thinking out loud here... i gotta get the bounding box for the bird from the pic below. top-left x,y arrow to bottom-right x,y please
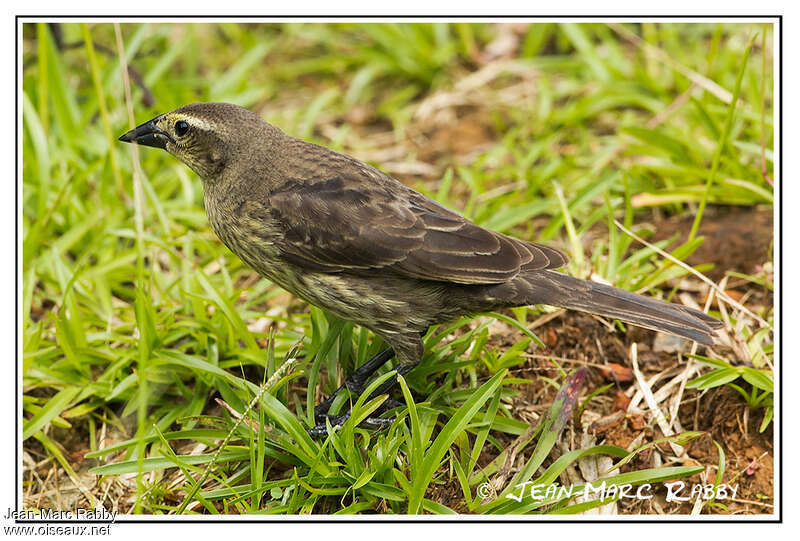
119,102 -> 722,434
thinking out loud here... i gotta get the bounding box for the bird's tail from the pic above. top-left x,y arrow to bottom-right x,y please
515,270 -> 723,345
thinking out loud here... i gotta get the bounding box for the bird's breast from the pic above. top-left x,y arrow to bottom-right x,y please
204,192 -> 285,274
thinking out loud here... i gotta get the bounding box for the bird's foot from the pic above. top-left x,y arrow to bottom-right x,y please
306,343 -> 420,437
307,399 -> 404,437
312,347 -> 395,422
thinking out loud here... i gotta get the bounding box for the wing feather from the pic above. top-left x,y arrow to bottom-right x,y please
262,169 -> 567,284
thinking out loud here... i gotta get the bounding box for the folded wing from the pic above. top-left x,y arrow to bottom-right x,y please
264,171 -> 567,284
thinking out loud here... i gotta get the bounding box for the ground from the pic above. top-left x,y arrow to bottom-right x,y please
21,22 -> 775,516
422,204 -> 774,515
22,204 -> 774,515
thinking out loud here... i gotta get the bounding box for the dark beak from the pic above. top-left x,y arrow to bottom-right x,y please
118,115 -> 171,149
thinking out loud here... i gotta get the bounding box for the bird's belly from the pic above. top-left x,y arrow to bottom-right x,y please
206,220 -> 386,326
258,266 -> 452,338
276,271 -> 415,330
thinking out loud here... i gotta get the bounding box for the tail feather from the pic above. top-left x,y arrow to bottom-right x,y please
517,270 -> 723,345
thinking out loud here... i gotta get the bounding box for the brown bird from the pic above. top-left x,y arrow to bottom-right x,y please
119,102 -> 722,434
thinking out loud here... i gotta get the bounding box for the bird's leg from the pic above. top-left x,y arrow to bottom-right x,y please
307,331 -> 426,437
313,346 -> 395,422
306,364 -> 416,438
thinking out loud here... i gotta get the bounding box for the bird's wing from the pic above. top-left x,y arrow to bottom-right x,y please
265,173 -> 567,284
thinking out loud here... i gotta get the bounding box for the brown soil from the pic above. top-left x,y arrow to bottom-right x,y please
652,205 -> 773,282
452,203 -> 775,515
539,312 -> 774,515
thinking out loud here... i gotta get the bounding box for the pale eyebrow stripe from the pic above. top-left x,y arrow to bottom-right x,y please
168,113 -> 213,132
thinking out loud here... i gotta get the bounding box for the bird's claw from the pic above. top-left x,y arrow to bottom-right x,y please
307,411 -> 397,438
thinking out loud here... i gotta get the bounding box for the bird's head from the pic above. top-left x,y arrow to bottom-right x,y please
119,102 -> 272,181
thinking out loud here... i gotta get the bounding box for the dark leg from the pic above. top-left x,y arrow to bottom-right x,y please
313,347 -> 395,422
307,363 -> 417,437
307,330 -> 427,437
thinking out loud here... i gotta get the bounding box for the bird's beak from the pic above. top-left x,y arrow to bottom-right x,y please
118,115 -> 171,149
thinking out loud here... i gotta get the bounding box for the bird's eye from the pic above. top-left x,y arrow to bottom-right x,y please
175,120 -> 190,137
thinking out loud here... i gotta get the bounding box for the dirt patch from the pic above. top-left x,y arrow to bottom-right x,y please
684,387 -> 774,512
465,202 -> 775,515
485,307 -> 775,515
416,106 -> 497,165
652,205 -> 773,282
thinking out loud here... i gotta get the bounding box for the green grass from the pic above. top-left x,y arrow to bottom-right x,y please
21,21 -> 774,515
